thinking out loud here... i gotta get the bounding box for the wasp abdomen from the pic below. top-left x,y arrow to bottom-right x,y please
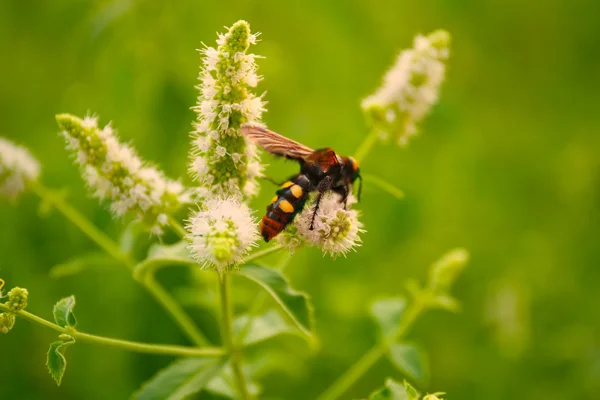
261,175 -> 312,242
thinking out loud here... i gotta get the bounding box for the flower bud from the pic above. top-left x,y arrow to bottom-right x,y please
7,287 -> 28,312
0,313 -> 16,333
0,137 -> 41,200
57,114 -> 191,235
427,248 -> 469,293
190,20 -> 265,200
187,198 -> 259,271
362,30 -> 451,146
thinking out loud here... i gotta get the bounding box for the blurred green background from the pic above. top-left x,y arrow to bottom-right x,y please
1,0 -> 599,399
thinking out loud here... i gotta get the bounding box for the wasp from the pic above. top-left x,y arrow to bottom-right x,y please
241,123 -> 362,242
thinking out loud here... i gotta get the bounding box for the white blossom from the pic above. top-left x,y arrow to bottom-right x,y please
189,20 -> 266,200
279,193 -> 364,257
0,137 -> 41,200
57,114 -> 191,235
187,198 -> 259,271
362,30 -> 450,146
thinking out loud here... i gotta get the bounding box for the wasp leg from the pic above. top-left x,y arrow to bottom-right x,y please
332,185 -> 349,210
309,176 -> 333,230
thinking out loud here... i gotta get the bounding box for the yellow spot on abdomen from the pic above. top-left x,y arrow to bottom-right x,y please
270,195 -> 278,204
290,184 -> 303,198
281,181 -> 293,188
278,199 -> 294,213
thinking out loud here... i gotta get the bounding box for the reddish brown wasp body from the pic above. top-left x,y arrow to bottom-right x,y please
241,123 -> 361,242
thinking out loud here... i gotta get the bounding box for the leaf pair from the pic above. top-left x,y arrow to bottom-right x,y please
367,378 -> 419,400
47,296 -> 78,386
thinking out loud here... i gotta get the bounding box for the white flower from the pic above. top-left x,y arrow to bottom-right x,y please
0,137 -> 41,200
187,198 -> 259,271
362,30 -> 450,146
189,20 -> 266,200
292,193 -> 363,257
57,113 -> 190,235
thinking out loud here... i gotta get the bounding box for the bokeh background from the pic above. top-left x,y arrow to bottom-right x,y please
1,0 -> 599,399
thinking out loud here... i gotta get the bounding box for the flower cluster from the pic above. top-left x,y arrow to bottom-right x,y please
0,285 -> 29,334
277,193 -> 363,257
189,20 -> 265,199
0,137 -> 41,200
187,198 -> 258,272
57,114 -> 191,235
362,30 -> 450,146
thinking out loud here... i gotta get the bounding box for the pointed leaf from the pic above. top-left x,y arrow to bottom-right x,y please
46,337 -> 75,386
367,378 -> 413,400
133,358 -> 225,400
49,253 -> 120,279
133,241 -> 195,280
370,297 -> 407,337
239,264 -> 314,338
234,309 -> 304,347
404,380 -> 420,400
206,365 -> 261,398
120,220 -> 151,255
388,343 -> 429,384
53,296 -> 77,328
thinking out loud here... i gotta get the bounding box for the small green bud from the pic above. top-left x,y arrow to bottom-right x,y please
0,313 -> 16,333
7,287 -> 29,312
427,248 -> 469,294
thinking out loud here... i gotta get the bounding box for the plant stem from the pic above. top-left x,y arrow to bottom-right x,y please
242,244 -> 284,264
32,182 -> 208,346
354,130 -> 379,163
32,183 -> 128,266
168,215 -> 188,238
219,273 -> 250,400
317,296 -> 428,400
0,303 -> 223,358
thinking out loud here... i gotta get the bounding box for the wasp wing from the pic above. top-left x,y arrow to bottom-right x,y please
241,123 -> 315,161
306,148 -> 340,173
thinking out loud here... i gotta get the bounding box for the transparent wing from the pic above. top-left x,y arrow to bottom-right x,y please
241,123 -> 315,160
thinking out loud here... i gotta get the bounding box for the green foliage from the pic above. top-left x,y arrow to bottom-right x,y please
367,378 -> 419,400
46,336 -> 75,386
53,296 -> 77,329
49,252 -> 120,279
133,241 -> 195,280
371,297 -> 407,337
133,358 -> 225,400
239,264 -> 314,339
388,343 -> 428,384
233,309 -> 304,346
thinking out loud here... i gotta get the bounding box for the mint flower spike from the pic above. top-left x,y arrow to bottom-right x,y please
190,20 -> 266,200
279,193 -> 364,257
0,137 -> 41,200
362,29 -> 450,146
7,287 -> 28,312
187,198 -> 259,272
57,114 -> 192,235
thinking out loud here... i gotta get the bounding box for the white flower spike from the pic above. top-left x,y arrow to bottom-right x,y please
187,198 -> 259,272
57,114 -> 191,235
190,20 -> 265,200
0,137 -> 41,200
362,30 -> 450,146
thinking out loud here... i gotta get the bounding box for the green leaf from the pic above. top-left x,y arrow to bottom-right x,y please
234,309 -> 304,346
49,252 -> 120,279
119,220 -> 150,255
206,365 -> 261,398
133,241 -> 195,280
367,378 -> 416,400
362,173 -> 405,200
46,337 -> 75,386
133,358 -> 224,400
429,294 -> 461,312
404,380 -> 420,400
387,343 -> 429,384
239,264 -> 314,339
370,297 -> 407,337
53,296 -> 77,328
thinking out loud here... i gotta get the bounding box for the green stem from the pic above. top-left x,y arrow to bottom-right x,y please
219,273 -> 250,400
33,182 -> 208,346
32,183 -> 128,266
242,244 -> 284,264
354,130 -> 379,163
361,173 -> 405,200
317,296 -> 428,400
168,215 -> 188,239
0,303 -> 223,358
